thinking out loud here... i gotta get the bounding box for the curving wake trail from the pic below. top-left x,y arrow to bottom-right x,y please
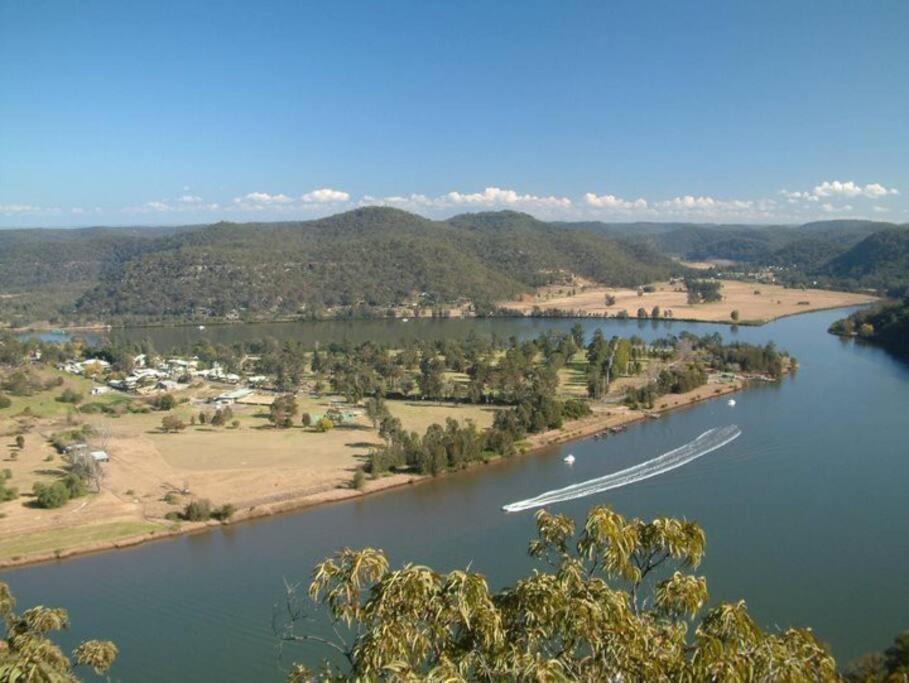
502,425 -> 742,512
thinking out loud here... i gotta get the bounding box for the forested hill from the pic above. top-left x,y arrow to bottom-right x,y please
820,228 -> 909,292
71,208 -> 679,321
0,225 -> 195,291
611,220 -> 893,266
3,211 -> 907,325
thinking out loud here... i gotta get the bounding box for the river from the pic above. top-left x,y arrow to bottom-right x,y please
3,308 -> 908,680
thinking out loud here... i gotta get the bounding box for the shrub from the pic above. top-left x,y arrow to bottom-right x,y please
315,417 -> 334,432
161,415 -> 186,433
15,435 -> 25,449
183,499 -> 212,521
56,388 -> 83,404
300,412 -> 312,427
33,481 -> 70,508
0,394 -> 11,409
155,393 -> 177,411
352,469 -> 366,491
62,473 -> 87,498
0,470 -> 16,502
211,503 -> 236,521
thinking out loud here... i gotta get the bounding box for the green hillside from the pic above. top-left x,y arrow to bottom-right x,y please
821,228 -> 909,294
72,208 -> 679,322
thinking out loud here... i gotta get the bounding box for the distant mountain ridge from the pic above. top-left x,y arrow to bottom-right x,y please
69,208 -> 681,322
1,211 -> 906,324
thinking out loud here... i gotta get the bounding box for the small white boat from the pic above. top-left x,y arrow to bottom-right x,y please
727,399 -> 736,407
401,317 -> 409,323
198,325 -> 206,330
563,454 -> 576,464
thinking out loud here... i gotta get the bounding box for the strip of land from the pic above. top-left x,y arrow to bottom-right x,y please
0,367 -> 750,569
499,278 -> 877,324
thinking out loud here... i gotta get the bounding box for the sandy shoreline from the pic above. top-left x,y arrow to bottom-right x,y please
0,377 -> 748,571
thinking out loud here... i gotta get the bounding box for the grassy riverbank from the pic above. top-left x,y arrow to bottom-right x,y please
0,373 -> 750,569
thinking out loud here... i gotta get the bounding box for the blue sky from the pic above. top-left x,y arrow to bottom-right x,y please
1,0 -> 907,227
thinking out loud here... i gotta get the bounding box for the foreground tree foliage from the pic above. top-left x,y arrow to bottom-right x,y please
0,582 -> 117,681
278,506 -> 837,681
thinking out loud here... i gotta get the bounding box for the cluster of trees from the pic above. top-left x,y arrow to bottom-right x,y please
1,368 -> 63,397
679,331 -> 791,378
685,278 -> 723,304
621,333 -> 790,409
277,505 -> 841,681
175,498 -> 235,522
624,364 -> 708,409
369,384 -> 591,479
368,416 -> 486,476
32,473 -> 87,509
254,329 -> 586,405
830,298 -> 909,358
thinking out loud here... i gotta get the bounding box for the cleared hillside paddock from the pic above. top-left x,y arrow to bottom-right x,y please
500,279 -> 877,324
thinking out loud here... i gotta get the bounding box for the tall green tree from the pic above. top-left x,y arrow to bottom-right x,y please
0,582 -> 117,681
277,505 -> 837,681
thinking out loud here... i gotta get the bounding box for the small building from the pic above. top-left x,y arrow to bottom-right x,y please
64,443 -> 88,456
89,450 -> 110,463
214,388 -> 254,404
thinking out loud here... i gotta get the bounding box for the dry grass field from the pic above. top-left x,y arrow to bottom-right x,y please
500,279 -> 877,324
0,377 -> 498,563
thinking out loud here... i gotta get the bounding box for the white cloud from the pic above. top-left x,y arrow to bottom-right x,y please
233,192 -> 294,207
810,180 -> 898,199
583,193 -> 648,211
821,203 -> 854,213
443,186 -> 571,209
360,187 -> 572,214
0,203 -> 41,215
13,177 -> 903,226
301,187 -> 350,203
125,196 -> 219,213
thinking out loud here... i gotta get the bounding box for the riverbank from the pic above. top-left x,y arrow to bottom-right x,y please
0,374 -> 750,570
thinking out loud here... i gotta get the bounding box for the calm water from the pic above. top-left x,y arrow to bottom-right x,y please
3,309 -> 908,680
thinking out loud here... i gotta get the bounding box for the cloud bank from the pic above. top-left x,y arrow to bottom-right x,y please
3,179 -> 902,225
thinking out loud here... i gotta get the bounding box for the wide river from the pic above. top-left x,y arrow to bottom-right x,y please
4,308 -> 908,680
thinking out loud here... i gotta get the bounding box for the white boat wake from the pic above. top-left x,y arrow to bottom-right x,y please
502,425 -> 742,512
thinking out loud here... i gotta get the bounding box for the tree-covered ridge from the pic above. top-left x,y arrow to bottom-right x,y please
0,225 -> 195,292
73,208 -> 680,321
3,212 -> 907,324
830,298 -> 909,357
613,219 -> 909,296
821,228 -> 909,294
